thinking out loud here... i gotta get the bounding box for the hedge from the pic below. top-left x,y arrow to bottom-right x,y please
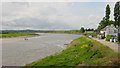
106,35 -> 114,41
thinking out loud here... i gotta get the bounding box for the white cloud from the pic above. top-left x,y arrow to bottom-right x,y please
1,2 -> 116,30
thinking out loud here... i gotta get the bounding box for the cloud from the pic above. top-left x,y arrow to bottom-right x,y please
2,18 -> 74,30
1,2 -> 115,30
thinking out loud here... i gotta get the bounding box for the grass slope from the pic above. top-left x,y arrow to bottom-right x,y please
24,36 -> 119,68
0,33 -> 38,37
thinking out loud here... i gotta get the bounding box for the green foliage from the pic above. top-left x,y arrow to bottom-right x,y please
0,33 -> 38,37
97,17 -> 106,32
80,27 -> 85,33
105,4 -> 110,24
97,20 -> 115,32
83,33 -> 97,37
85,28 -> 94,31
114,1 -> 119,26
2,32 -> 9,34
24,36 -> 118,67
106,35 -> 114,41
109,20 -> 115,25
97,4 -> 112,32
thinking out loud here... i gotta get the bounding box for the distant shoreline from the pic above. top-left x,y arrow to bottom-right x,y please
0,33 -> 39,38
1,35 -> 40,41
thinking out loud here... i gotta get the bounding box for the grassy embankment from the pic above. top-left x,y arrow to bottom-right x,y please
24,36 -> 119,68
0,33 -> 39,38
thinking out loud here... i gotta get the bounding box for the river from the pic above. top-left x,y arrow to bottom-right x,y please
2,33 -> 82,66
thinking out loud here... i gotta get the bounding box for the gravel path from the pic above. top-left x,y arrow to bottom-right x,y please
92,38 -> 119,53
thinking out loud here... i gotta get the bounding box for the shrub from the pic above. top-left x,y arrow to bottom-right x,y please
106,35 -> 114,41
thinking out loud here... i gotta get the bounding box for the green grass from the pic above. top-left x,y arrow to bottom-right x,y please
0,33 -> 39,37
83,33 -> 97,37
24,36 -> 119,68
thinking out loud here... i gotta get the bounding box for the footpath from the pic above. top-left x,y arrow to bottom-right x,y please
92,38 -> 119,53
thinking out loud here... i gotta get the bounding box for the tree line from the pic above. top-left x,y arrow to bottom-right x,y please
80,27 -> 95,33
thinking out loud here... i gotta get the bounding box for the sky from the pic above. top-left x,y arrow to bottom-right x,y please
1,2 -> 116,30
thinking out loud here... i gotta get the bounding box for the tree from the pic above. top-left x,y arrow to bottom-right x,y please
91,28 -> 94,31
97,17 -> 106,32
99,17 -> 106,27
88,28 -> 90,31
105,4 -> 111,25
85,29 -> 87,31
114,1 -> 120,42
80,27 -> 85,33
109,20 -> 115,25
118,15 -> 120,26
97,4 -> 111,32
114,2 -> 119,27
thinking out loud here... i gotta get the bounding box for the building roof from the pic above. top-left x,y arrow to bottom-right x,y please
101,24 -> 116,31
101,25 -> 110,31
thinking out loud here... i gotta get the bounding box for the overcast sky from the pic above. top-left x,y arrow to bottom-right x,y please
1,2 -> 116,30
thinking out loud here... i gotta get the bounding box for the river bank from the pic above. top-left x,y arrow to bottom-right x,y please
24,36 -> 119,67
1,35 -> 40,41
0,33 -> 40,41
0,33 -> 39,38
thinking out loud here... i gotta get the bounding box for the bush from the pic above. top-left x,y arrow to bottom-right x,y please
106,35 -> 114,41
